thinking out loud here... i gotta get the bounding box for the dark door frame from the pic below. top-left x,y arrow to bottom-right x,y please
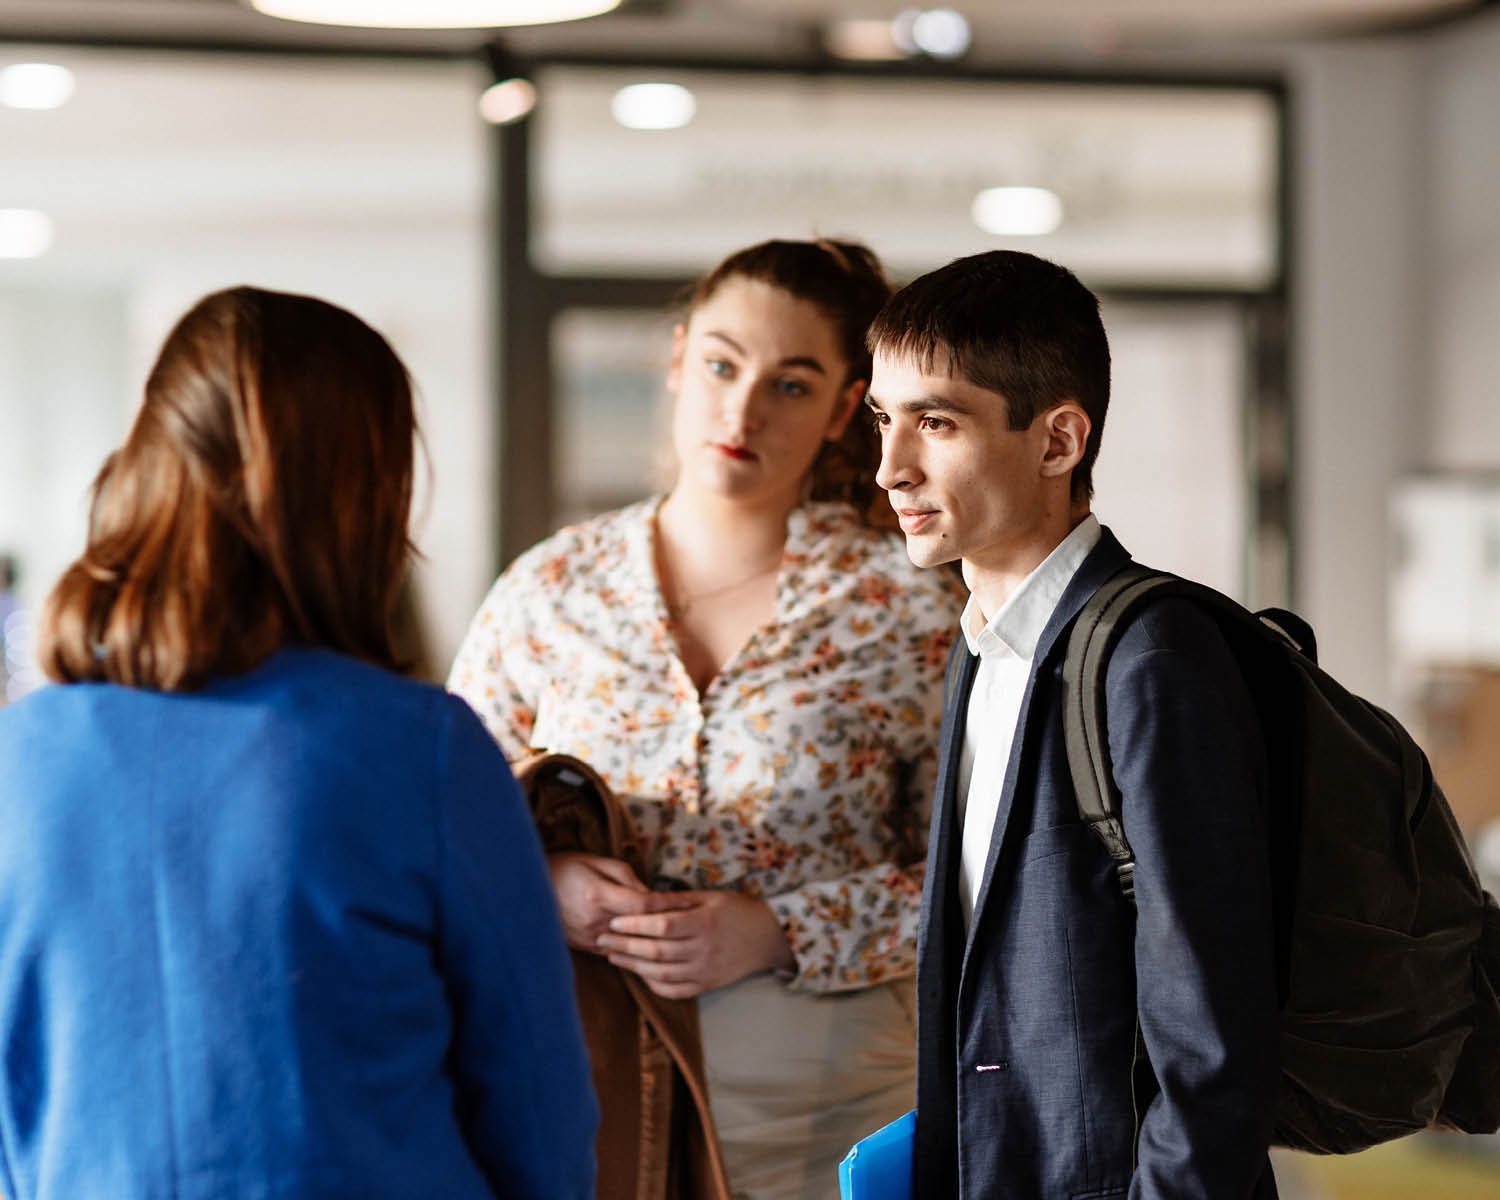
492,55 -> 1294,607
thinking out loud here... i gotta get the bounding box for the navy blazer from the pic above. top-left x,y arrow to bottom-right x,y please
914,530 -> 1281,1199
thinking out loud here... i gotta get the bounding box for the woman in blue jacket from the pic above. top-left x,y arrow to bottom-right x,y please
0,286 -> 598,1199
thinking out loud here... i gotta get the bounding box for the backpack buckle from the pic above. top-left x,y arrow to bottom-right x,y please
1117,860 -> 1136,900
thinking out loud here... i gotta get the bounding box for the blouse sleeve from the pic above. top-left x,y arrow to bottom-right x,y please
434,696 -> 599,1198
764,741 -> 938,994
446,572 -> 538,761
765,573 -> 960,995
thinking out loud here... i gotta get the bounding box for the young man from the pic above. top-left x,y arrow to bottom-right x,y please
865,250 -> 1280,1198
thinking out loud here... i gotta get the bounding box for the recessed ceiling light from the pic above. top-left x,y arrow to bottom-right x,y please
611,83 -> 696,132
0,209 -> 54,259
911,8 -> 972,59
478,77 -> 537,124
893,7 -> 972,59
248,0 -> 621,29
0,63 -> 75,110
971,187 -> 1063,237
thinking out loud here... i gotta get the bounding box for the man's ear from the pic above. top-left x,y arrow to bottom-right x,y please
667,323 -> 687,393
1039,403 -> 1091,480
825,378 -> 867,441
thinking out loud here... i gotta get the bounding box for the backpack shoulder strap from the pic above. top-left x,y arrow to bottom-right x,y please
1062,565 -> 1300,902
1061,565 -> 1181,902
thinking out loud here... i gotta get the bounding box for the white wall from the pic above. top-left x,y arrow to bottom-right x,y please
0,284 -> 130,667
1277,9 -> 1500,707
1285,36 -> 1429,705
1426,12 -> 1500,471
1093,301 -> 1248,600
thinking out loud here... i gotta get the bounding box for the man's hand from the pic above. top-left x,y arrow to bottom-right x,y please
595,890 -> 796,999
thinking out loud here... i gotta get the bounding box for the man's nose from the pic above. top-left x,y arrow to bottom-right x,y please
876,428 -> 920,492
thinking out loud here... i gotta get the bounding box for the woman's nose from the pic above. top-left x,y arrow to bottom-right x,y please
721,378 -> 765,433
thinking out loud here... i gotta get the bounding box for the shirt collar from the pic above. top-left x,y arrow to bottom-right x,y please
960,513 -> 1102,661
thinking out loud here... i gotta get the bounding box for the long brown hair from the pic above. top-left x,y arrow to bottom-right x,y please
685,238 -> 892,521
40,286 -> 417,691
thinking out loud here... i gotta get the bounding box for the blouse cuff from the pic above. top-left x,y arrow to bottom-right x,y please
764,875 -> 919,994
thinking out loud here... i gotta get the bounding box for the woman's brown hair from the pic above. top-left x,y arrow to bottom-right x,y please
685,238 -> 893,521
40,286 -> 417,691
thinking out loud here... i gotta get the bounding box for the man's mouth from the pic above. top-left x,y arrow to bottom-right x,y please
894,508 -> 939,533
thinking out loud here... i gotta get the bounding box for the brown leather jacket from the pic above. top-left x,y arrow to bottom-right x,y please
513,752 -> 731,1200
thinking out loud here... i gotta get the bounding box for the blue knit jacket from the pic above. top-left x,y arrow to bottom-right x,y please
0,647 -> 597,1199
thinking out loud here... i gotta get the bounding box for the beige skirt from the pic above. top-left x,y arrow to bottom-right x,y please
696,972 -> 917,1200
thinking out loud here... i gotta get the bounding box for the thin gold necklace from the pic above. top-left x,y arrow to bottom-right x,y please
665,555 -> 781,621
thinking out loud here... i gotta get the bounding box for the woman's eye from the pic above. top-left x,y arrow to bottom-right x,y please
775,378 -> 809,398
705,358 -> 733,378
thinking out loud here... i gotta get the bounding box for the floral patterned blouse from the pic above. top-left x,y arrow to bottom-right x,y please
448,497 -> 965,993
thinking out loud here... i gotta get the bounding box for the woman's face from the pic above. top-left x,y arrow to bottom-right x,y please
667,275 -> 863,512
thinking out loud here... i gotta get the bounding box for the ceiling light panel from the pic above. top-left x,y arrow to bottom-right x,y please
0,209 -> 54,258
0,63 -> 76,110
249,0 -> 622,29
972,186 -> 1064,236
611,83 -> 696,131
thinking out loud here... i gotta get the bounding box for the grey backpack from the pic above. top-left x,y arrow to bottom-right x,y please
1062,564 -> 1500,1154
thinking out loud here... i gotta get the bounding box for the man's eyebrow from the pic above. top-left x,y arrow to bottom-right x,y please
865,391 -> 974,416
703,331 -> 827,375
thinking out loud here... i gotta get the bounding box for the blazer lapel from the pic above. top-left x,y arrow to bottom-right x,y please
958,528 -> 1132,974
920,640 -> 978,983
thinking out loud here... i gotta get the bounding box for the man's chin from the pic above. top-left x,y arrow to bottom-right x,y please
901,534 -> 955,570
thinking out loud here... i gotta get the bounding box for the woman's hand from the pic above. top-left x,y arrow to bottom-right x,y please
595,890 -> 796,999
547,852 -> 669,953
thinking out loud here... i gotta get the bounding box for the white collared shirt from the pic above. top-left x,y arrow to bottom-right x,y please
956,514 -> 1102,927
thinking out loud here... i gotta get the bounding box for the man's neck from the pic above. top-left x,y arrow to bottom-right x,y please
964,504 -> 1092,625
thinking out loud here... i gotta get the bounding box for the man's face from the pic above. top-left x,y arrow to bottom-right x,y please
868,349 -> 1055,584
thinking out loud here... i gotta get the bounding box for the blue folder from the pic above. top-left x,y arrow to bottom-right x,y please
838,1108 -> 915,1200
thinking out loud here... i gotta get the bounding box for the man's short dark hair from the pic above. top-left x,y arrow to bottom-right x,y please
867,250 -> 1110,500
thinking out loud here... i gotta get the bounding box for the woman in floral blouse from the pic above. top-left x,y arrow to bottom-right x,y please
449,239 -> 964,1197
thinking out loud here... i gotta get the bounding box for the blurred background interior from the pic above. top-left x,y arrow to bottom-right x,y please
0,1 -> 1497,1192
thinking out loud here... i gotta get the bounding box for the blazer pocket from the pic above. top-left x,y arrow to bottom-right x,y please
1017,821 -> 1091,868
1071,1188 -> 1127,1200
